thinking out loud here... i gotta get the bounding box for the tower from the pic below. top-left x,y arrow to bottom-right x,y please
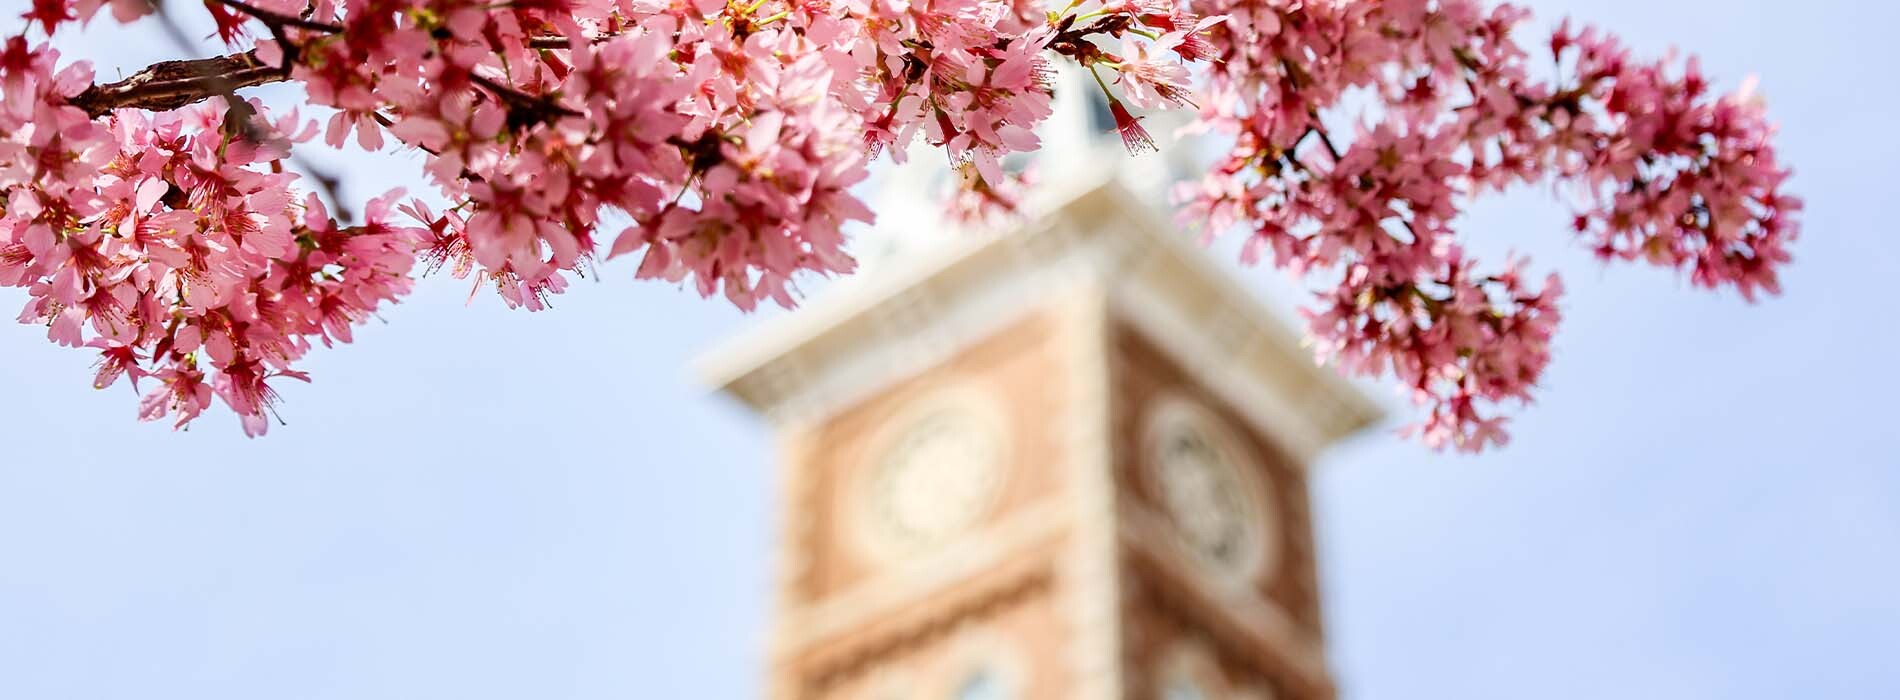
699,166 -> 1383,699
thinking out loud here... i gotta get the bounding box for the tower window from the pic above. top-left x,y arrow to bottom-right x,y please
955,669 -> 1007,700
1163,678 -> 1209,700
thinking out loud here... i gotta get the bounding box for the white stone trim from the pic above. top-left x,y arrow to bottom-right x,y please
694,168 -> 1121,400
767,425 -> 818,699
746,226 -> 1080,430
1058,284 -> 1125,700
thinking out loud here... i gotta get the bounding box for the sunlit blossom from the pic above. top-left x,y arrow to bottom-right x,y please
0,0 -> 1797,447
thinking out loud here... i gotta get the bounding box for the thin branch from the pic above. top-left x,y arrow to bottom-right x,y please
69,51 -> 285,118
527,34 -> 612,49
469,72 -> 582,119
205,0 -> 343,34
68,0 -> 602,119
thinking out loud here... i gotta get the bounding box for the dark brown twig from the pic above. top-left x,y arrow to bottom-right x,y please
527,34 -> 611,49
69,50 -> 284,118
205,0 -> 343,34
68,0 -> 599,119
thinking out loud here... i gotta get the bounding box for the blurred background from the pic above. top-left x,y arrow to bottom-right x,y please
3,0 -> 1898,698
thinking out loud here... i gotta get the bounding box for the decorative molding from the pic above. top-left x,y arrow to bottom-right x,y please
794,552 -> 1055,691
1152,638 -> 1280,700
755,234 -> 1071,430
1120,512 -> 1334,697
777,499 -> 1069,659
1139,392 -> 1280,590
845,380 -> 1015,565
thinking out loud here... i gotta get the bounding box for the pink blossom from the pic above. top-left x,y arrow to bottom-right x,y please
1108,97 -> 1158,154
1115,35 -> 1195,109
0,0 -> 1799,449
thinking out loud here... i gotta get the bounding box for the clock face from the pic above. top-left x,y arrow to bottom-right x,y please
1144,396 -> 1273,582
858,388 -> 1007,557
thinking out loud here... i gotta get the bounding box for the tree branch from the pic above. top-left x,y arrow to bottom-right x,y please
69,50 -> 287,118
527,34 -> 611,49
205,0 -> 344,34
65,0 -> 603,121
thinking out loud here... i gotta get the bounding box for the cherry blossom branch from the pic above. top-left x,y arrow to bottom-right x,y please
468,72 -> 582,120
527,34 -> 613,49
68,50 -> 282,118
203,0 -> 341,34
1,0 -> 1797,446
67,43 -> 587,119
69,0 -> 598,119
67,45 -> 594,120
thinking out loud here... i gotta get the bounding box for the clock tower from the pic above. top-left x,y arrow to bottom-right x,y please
699,169 -> 1382,699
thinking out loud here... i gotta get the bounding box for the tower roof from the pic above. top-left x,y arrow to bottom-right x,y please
697,172 -> 1384,462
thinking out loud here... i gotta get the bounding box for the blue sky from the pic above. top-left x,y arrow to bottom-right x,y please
2,0 -> 1897,698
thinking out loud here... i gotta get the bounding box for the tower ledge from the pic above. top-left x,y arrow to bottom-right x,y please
696,173 -> 1384,463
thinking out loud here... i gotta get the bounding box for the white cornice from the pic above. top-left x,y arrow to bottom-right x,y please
698,173 -> 1383,457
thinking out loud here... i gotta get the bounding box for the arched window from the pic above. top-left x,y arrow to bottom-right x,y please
955,668 -> 1008,700
1163,677 -> 1209,700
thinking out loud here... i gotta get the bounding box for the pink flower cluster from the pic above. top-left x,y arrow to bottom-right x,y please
1174,0 -> 1798,450
2,0 -> 1796,448
0,37 -> 423,435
